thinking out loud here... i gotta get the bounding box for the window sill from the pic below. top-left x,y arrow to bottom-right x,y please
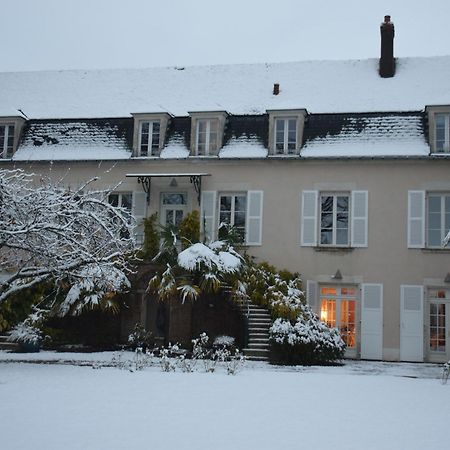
313,246 -> 354,253
421,248 -> 450,254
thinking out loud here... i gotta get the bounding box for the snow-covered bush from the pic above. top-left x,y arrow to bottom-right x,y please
127,323 -> 153,350
7,322 -> 42,345
269,307 -> 346,365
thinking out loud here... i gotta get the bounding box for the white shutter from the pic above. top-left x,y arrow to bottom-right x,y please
351,191 -> 368,247
407,191 -> 425,248
301,191 -> 318,246
201,191 -> 216,243
246,191 -> 263,246
361,284 -> 383,360
132,191 -> 147,245
306,280 -> 318,313
400,285 -> 424,362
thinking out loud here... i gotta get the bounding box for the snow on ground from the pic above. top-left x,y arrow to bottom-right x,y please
0,351 -> 447,450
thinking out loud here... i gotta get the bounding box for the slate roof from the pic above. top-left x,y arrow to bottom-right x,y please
1,56 -> 450,119
15,119 -> 133,161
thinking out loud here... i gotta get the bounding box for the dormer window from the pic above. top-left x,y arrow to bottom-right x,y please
189,111 -> 227,156
435,114 -> 450,152
0,117 -> 25,159
139,120 -> 160,156
275,117 -> 297,153
132,113 -> 170,157
267,109 -> 307,155
0,124 -> 15,158
426,106 -> 450,154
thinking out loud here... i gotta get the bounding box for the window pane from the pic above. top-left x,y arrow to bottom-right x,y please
321,287 -> 337,295
428,211 -> 441,229
336,228 -> 349,245
320,299 -> 336,328
337,196 -> 349,212
340,300 -> 356,348
320,213 -> 333,228
108,194 -> 119,207
235,195 -> 247,212
428,196 -> 441,213
198,120 -> 207,133
175,210 -> 184,226
121,193 -> 132,210
428,229 -> 441,247
163,193 -> 186,205
321,196 -> 333,212
219,212 -> 231,224
276,119 -> 285,132
220,196 -> 232,211
320,230 -> 332,244
288,119 -> 296,132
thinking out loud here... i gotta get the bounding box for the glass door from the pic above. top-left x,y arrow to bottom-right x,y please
320,286 -> 358,357
427,288 -> 450,362
161,193 -> 187,227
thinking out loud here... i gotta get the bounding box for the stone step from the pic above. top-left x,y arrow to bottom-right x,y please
0,341 -> 20,352
248,318 -> 271,325
249,331 -> 270,338
248,342 -> 270,349
243,348 -> 270,360
249,337 -> 269,343
248,327 -> 270,333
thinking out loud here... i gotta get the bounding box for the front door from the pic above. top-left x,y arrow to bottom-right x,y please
161,192 -> 187,227
320,285 -> 358,358
427,288 -> 450,363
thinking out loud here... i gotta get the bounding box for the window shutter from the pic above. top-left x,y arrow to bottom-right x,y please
351,191 -> 368,247
407,191 -> 425,248
400,285 -> 424,362
361,284 -> 383,360
246,191 -> 263,246
301,191 -> 318,246
306,280 -> 318,313
132,191 -> 147,246
201,191 -> 216,243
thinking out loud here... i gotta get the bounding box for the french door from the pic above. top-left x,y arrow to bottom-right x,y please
320,285 -> 358,357
427,288 -> 450,362
161,193 -> 187,227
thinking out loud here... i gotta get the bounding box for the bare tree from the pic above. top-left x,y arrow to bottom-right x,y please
0,169 -> 135,314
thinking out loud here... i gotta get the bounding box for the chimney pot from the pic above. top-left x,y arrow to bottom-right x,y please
379,15 -> 395,78
273,83 -> 280,95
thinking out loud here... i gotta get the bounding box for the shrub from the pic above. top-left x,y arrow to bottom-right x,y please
269,309 -> 346,365
178,210 -> 200,249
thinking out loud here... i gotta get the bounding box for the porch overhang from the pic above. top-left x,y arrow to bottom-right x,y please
125,173 -> 211,205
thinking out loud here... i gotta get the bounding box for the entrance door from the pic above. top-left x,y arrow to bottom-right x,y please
320,286 -> 358,357
427,288 -> 450,363
161,193 -> 187,227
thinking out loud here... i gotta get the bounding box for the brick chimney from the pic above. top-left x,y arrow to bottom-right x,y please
379,15 -> 395,78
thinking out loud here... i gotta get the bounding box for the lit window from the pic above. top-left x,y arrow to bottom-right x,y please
275,118 -> 297,154
428,289 -> 449,353
196,119 -> 219,155
435,114 -> 450,153
320,194 -> 350,246
320,285 -> 357,348
427,194 -> 450,247
139,121 -> 161,156
219,193 -> 247,241
0,124 -> 15,159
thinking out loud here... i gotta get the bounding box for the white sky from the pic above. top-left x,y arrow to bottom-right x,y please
1,0 -> 450,72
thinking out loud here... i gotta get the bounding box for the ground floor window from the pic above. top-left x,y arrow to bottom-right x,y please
108,192 -> 132,213
219,193 -> 247,241
161,192 -> 187,227
428,288 -> 449,354
320,285 -> 357,348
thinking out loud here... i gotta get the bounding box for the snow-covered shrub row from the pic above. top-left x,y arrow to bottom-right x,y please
269,307 -> 346,365
7,322 -> 42,345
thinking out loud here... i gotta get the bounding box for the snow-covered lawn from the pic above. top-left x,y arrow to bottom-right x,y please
0,353 -> 447,450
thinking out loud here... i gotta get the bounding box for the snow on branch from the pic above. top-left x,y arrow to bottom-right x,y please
0,169 -> 135,312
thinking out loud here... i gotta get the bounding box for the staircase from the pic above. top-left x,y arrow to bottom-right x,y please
240,303 -> 271,361
0,333 -> 19,352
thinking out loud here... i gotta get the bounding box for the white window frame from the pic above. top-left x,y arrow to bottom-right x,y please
319,192 -> 350,247
132,113 -> 170,158
274,117 -> 297,154
138,120 -> 161,157
0,124 -> 15,159
267,109 -> 306,155
108,192 -> 133,212
218,192 -> 247,240
196,118 -> 219,156
426,193 -> 450,248
425,106 -> 450,154
189,111 -> 227,157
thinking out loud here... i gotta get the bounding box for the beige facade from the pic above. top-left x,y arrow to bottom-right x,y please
7,156 -> 450,362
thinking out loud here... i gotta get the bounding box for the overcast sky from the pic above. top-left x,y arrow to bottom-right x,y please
2,0 -> 450,72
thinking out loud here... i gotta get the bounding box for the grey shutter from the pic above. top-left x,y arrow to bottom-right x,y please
301,191 -> 318,246
306,280 -> 318,313
246,191 -> 263,246
351,191 -> 368,247
361,284 -> 383,360
132,191 -> 147,246
407,191 -> 425,248
400,285 -> 424,362
201,191 -> 216,243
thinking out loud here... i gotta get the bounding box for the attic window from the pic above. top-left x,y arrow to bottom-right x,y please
189,111 -> 228,157
267,109 -> 307,156
132,113 -> 171,158
425,106 -> 450,154
0,124 -> 15,158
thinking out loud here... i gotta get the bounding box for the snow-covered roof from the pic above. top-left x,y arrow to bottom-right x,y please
14,119 -> 132,161
2,56 -> 450,119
